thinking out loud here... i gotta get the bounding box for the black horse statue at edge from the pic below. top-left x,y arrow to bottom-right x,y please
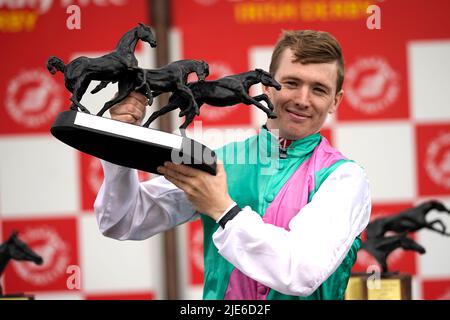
361,200 -> 449,273
0,231 -> 43,296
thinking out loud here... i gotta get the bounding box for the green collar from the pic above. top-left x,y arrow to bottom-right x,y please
258,126 -> 322,159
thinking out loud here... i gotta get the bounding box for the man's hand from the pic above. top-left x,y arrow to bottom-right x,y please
109,91 -> 148,125
157,161 -> 234,221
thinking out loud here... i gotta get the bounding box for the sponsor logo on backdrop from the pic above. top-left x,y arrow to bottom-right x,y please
425,132 -> 450,189
12,227 -> 70,287
0,0 -> 129,32
5,69 -> 63,128
0,0 -> 129,12
198,62 -> 235,121
233,0 -> 371,24
345,56 -> 399,115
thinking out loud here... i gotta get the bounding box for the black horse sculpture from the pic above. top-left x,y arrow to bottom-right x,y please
366,200 -> 450,240
94,59 -> 210,118
46,23 -> 157,113
361,233 -> 425,273
143,68 -> 281,130
0,231 -> 43,295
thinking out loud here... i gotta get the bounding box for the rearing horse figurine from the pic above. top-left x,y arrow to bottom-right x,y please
0,231 -> 43,295
46,23 -> 157,113
361,233 -> 425,273
95,59 -> 210,118
143,68 -> 281,130
366,200 -> 450,239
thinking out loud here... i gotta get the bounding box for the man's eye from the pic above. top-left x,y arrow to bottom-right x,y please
283,82 -> 297,88
314,87 -> 326,94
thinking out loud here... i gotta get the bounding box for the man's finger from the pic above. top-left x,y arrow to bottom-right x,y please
123,95 -> 148,109
164,174 -> 190,193
164,162 -> 199,178
215,160 -> 225,173
128,91 -> 149,105
110,99 -> 146,123
122,103 -> 145,121
112,114 -> 137,124
158,165 -> 191,183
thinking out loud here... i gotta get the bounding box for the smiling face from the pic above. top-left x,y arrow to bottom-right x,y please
264,48 -> 343,140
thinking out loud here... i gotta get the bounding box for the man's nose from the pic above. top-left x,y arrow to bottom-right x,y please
293,86 -> 310,108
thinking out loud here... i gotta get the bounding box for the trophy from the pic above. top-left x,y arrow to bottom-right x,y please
47,23 -> 280,175
346,200 -> 450,300
0,231 -> 43,299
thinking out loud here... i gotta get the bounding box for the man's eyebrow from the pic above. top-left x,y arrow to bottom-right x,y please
312,81 -> 332,91
279,75 -> 301,81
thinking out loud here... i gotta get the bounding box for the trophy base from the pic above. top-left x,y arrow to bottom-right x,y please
367,273 -> 411,300
50,110 -> 217,175
345,273 -> 368,300
345,272 -> 412,300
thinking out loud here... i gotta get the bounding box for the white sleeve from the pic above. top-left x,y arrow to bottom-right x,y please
212,161 -> 371,296
94,160 -> 197,240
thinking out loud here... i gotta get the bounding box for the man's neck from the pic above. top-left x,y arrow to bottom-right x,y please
264,122 -> 297,140
264,122 -> 280,139
263,123 -> 294,145
264,122 -> 320,141
263,123 -> 294,159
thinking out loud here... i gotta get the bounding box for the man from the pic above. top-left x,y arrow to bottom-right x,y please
94,30 -> 371,300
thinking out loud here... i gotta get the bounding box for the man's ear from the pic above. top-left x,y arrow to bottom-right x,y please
329,89 -> 344,114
